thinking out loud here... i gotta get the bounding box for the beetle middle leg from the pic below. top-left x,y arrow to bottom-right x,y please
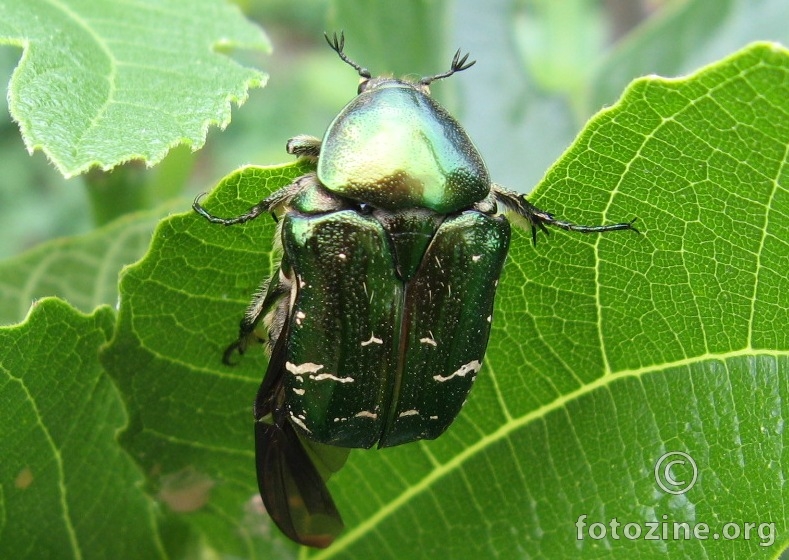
223,261 -> 293,364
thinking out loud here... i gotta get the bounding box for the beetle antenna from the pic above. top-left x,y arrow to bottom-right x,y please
420,49 -> 476,85
324,31 -> 371,79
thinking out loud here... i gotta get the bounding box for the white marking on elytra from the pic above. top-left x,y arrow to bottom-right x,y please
398,409 -> 419,418
286,362 -> 323,375
420,331 -> 437,347
361,333 -> 383,346
433,360 -> 482,382
294,310 -> 306,325
487,315 -> 492,323
299,279 -> 307,288
472,254 -> 482,262
311,372 -> 355,383
289,414 -> 311,433
338,252 -> 347,260
286,362 -> 354,383
354,410 -> 378,419
292,388 -> 305,396
429,415 -> 439,420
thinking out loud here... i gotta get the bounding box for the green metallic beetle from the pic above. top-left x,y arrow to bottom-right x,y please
194,33 -> 636,548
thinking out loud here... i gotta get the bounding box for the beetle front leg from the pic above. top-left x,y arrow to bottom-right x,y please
286,134 -> 322,160
492,184 -> 638,245
193,173 -> 318,226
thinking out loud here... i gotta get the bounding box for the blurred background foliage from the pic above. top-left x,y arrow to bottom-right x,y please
0,0 -> 786,260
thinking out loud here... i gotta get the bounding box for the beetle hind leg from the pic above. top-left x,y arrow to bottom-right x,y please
223,264 -> 293,365
492,184 -> 638,245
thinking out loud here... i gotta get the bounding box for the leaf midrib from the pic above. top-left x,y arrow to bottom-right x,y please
310,346 -> 788,559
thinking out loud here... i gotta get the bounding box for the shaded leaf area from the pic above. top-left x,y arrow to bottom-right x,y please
0,299 -> 164,560
102,43 -> 788,559
0,202 -> 179,326
0,0 -> 270,177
